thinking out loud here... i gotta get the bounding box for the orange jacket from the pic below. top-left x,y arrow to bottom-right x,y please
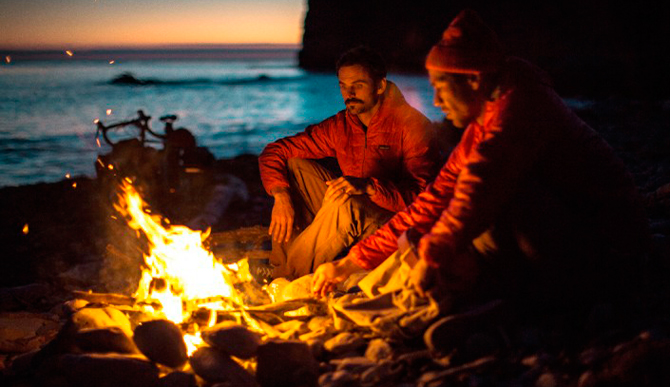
349,58 -> 648,269
259,81 -> 439,212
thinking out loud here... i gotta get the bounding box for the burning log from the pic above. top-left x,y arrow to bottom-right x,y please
71,290 -> 136,306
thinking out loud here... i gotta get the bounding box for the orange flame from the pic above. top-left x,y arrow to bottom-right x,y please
113,181 -> 266,354
22,224 -> 29,234
65,50 -> 73,57
5,56 -> 10,64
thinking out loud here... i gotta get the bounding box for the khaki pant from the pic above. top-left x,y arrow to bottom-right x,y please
270,158 -> 394,280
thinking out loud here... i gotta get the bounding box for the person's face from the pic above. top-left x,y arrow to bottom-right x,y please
338,64 -> 384,117
428,69 -> 483,128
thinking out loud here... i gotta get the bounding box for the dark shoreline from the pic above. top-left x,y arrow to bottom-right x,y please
2,98 -> 670,288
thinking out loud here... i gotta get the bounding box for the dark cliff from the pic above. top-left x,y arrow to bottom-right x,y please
298,0 -> 669,98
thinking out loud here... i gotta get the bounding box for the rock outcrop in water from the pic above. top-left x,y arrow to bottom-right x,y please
299,0 -> 670,98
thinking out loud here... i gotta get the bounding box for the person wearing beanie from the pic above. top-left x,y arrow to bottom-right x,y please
258,46 -> 440,282
313,10 -> 649,318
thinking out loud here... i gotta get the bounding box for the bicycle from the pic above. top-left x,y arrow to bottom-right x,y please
95,110 -> 180,147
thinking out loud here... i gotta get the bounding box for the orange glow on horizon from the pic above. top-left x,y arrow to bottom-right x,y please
0,0 -> 305,49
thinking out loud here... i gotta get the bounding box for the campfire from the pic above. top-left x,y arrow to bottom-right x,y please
113,179 -> 266,353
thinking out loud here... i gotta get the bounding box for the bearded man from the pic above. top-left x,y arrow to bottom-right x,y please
258,46 -> 440,281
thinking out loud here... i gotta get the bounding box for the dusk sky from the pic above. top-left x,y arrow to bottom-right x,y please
0,0 -> 305,49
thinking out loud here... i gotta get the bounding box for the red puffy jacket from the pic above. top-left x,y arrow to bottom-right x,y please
259,81 -> 440,212
349,58 -> 648,269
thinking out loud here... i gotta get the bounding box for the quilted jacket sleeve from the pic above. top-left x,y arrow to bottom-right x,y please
259,117 -> 340,194
347,127 -> 474,270
418,92 -> 547,267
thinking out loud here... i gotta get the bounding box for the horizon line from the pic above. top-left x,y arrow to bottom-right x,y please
0,43 -> 303,52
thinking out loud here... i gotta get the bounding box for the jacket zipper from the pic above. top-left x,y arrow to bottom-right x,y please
362,131 -> 368,175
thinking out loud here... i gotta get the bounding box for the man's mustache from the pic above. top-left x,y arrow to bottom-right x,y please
345,98 -> 363,104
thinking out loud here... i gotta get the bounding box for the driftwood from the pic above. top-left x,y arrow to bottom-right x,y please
71,291 -> 136,306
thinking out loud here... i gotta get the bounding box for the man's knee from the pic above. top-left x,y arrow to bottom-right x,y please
287,158 -> 313,175
320,196 -> 391,233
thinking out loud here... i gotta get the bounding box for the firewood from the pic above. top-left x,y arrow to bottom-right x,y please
71,290 -> 136,306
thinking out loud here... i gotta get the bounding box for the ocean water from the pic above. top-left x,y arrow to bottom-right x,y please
0,48 -> 443,188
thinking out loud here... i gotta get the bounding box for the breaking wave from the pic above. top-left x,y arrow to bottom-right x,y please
107,72 -> 302,87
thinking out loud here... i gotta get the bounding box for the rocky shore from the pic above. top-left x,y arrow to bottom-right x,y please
2,97 -> 670,386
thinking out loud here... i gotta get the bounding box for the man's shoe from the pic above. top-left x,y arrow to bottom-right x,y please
248,258 -> 274,285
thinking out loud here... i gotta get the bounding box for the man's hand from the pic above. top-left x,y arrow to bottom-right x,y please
410,258 -> 438,299
323,176 -> 375,205
312,257 -> 361,298
269,187 -> 294,242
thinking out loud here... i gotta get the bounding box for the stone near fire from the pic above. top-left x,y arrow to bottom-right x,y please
256,339 -> 319,387
274,320 -> 309,340
189,346 -> 258,386
318,370 -> 356,387
324,332 -> 367,355
281,274 -> 314,301
307,316 -> 333,332
360,360 -> 404,386
133,319 -> 188,368
6,349 -> 39,376
55,299 -> 90,316
332,356 -> 376,373
365,338 -> 393,362
159,370 -> 197,387
0,312 -> 60,353
74,327 -> 139,354
306,338 -> 325,360
71,306 -> 133,338
57,353 -> 159,387
201,321 -> 261,359
266,277 -> 290,302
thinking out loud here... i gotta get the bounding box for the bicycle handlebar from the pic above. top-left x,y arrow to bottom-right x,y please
96,110 -> 168,146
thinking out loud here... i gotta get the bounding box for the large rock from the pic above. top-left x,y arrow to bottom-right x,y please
57,353 -> 159,387
133,319 -> 187,368
159,371 -> 197,387
256,340 -> 319,387
71,306 -> 133,338
201,321 -> 261,359
74,327 -> 139,354
324,332 -> 366,355
189,346 -> 258,386
0,312 -> 60,353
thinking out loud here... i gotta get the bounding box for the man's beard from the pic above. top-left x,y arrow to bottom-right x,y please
345,97 -> 375,116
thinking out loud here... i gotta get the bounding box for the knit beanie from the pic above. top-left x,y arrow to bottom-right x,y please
425,9 -> 504,74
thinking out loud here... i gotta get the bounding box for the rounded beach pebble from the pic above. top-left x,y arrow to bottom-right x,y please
133,319 -> 187,368
189,346 -> 258,385
201,321 -> 261,359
